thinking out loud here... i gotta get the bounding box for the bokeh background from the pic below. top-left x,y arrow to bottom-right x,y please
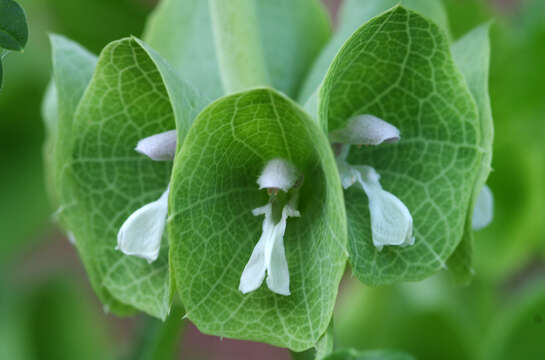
1,0 -> 544,359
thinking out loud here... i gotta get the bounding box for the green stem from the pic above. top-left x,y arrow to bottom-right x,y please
133,304 -> 186,360
209,0 -> 270,93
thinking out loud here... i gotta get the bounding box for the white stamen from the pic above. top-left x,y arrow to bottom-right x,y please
329,114 -> 400,146
116,187 -> 169,263
135,130 -> 177,161
239,203 -> 299,295
472,184 -> 493,230
257,158 -> 298,192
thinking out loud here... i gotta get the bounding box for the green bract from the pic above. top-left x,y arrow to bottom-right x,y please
42,0 -> 494,354
169,88 -> 346,350
70,37 -> 207,319
447,24 -> 494,284
311,6 -> 484,285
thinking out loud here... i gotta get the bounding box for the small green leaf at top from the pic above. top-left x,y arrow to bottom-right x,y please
317,7 -> 484,285
169,88 -> 347,350
323,349 -> 415,360
0,0 -> 28,51
143,0 -> 331,99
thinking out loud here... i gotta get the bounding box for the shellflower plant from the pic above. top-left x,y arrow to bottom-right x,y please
42,0 -> 494,358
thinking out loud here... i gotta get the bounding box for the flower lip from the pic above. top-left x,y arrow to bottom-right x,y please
135,129 -> 177,161
239,202 -> 300,296
329,114 -> 400,146
116,187 -> 169,263
353,165 -> 414,251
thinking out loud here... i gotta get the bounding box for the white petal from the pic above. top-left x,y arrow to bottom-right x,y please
116,188 -> 169,263
240,204 -> 273,294
257,158 -> 298,192
265,206 -> 297,296
354,166 -> 414,251
239,232 -> 267,294
329,114 -> 400,145
472,185 -> 494,230
135,130 -> 177,161
240,203 -> 298,296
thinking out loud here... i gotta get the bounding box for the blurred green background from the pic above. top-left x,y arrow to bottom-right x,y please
0,0 -> 543,359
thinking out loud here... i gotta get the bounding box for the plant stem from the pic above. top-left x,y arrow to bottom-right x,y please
133,304 -> 186,360
209,0 -> 270,93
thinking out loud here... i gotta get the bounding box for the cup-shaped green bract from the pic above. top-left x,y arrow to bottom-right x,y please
168,88 -> 347,350
69,37 -> 207,319
315,7 -> 484,285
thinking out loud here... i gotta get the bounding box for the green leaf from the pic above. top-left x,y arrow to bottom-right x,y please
323,349 -> 415,360
209,0 -> 270,93
47,35 -> 132,315
169,88 -> 347,350
0,0 -> 28,51
70,37 -> 207,319
0,58 -> 3,87
447,23 -> 493,284
143,0 -> 331,99
298,0 -> 449,103
317,6 -> 483,284
256,0 -> 331,98
143,0 -> 222,100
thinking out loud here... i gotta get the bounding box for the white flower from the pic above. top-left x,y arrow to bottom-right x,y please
240,158 -> 300,296
332,114 -> 413,252
239,203 -> 300,296
353,165 -> 414,251
329,114 -> 400,146
337,158 -> 414,251
257,158 -> 298,192
116,187 -> 169,263
116,130 -> 176,263
135,129 -> 177,161
472,184 -> 493,230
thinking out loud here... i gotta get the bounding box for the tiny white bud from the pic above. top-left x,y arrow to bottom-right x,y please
116,187 -> 169,263
257,158 -> 298,192
135,130 -> 177,161
329,114 -> 400,146
472,184 -> 493,230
